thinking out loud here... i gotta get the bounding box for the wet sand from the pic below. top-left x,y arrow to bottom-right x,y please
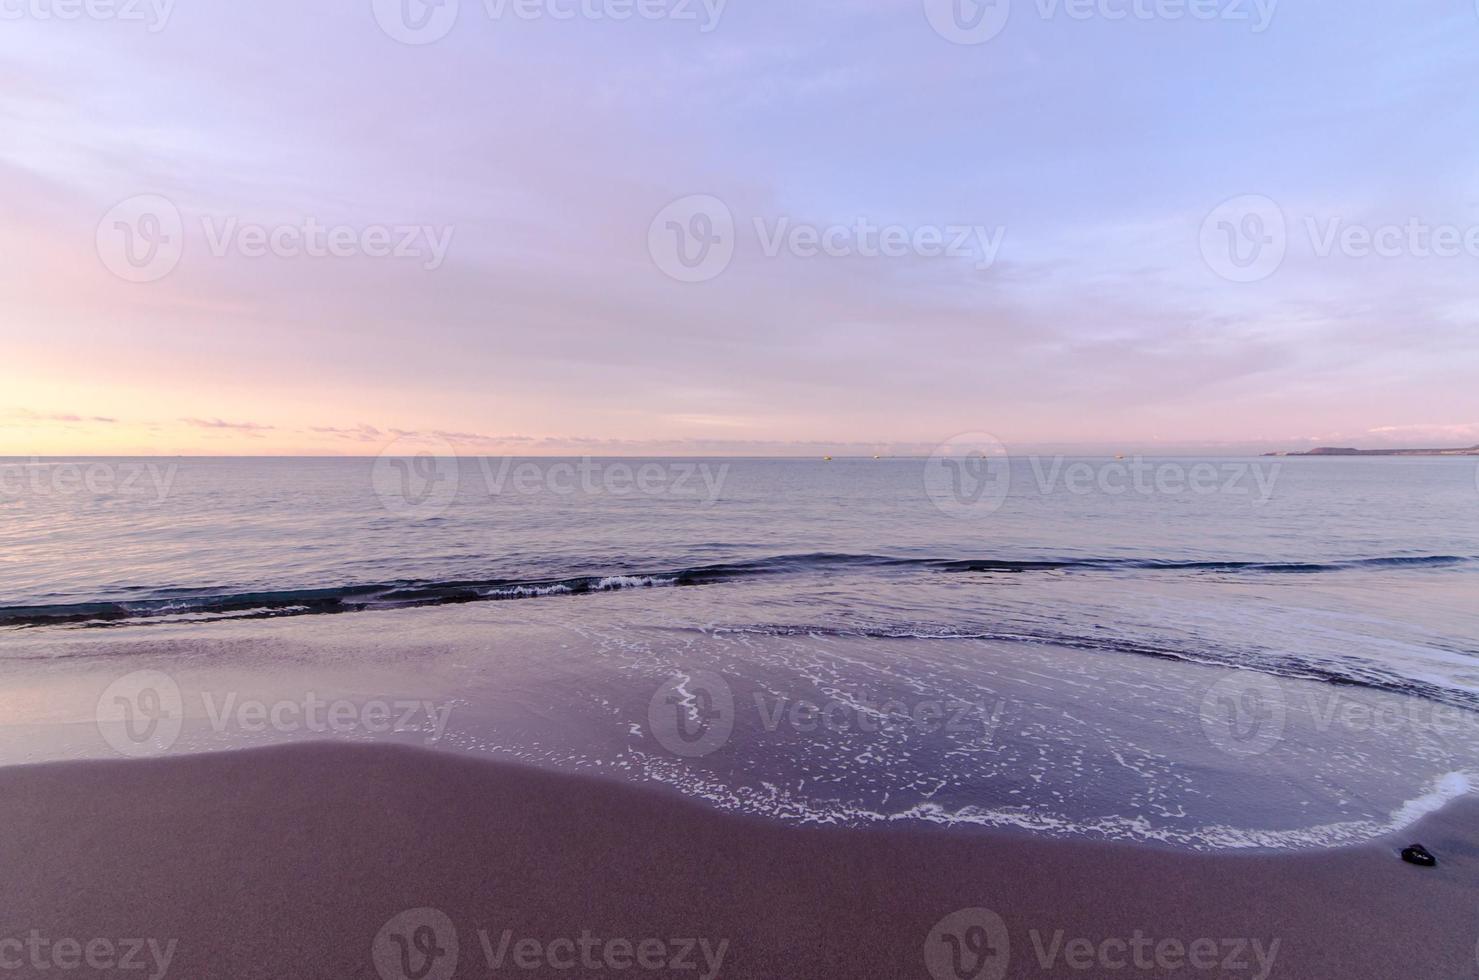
1,742 -> 1475,979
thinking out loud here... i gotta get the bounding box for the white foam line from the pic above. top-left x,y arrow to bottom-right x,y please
594,576 -> 678,591
877,770 -> 1479,851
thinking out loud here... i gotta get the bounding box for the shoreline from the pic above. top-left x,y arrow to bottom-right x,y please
3,741 -> 1476,979
8,727 -> 1475,856
7,607 -> 1478,853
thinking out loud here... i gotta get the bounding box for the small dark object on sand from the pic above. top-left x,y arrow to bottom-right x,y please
1401,844 -> 1437,867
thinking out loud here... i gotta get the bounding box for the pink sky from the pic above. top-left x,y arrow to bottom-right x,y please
3,0 -> 1477,456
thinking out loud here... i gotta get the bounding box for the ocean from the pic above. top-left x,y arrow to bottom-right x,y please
3,454 -> 1477,849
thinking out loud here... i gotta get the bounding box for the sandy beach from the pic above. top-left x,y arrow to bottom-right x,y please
2,741 -> 1475,979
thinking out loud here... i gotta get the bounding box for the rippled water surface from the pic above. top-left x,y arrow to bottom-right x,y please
2,455 -> 1477,848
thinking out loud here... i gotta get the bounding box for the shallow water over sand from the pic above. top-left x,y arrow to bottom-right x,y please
4,455 -> 1478,848
4,593 -> 1476,851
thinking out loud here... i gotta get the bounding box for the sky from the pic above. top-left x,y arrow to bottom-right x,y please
2,0 -> 1477,456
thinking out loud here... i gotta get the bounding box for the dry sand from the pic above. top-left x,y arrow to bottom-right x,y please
1,742 -> 1475,979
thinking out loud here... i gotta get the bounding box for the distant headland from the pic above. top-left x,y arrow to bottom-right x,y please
1264,445 -> 1479,457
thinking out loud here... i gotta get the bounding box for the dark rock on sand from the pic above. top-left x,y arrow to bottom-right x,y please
1401,843 -> 1437,867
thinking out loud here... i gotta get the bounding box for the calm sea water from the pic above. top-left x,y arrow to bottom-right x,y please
2,455 -> 1477,848
5,455 -> 1477,701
